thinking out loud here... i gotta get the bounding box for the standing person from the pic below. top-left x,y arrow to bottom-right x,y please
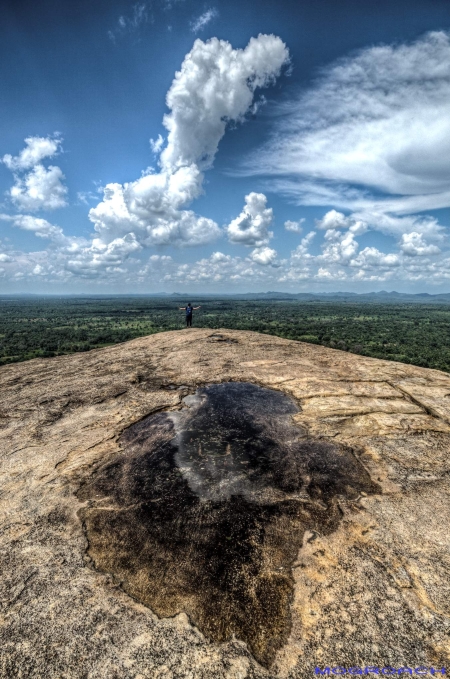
179,302 -> 201,327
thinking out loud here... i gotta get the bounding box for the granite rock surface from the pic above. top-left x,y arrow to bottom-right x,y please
1,329 -> 449,678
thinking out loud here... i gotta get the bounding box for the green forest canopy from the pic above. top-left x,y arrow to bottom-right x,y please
1,296 -> 449,373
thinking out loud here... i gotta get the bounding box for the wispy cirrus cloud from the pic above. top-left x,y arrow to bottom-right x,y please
108,3 -> 152,41
190,8 -> 218,33
242,30 -> 450,223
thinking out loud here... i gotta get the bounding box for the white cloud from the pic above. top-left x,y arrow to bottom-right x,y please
227,192 -> 273,246
315,267 -> 348,281
249,31 -> 450,203
2,135 -> 61,171
249,246 -> 279,266
242,30 -> 450,246
295,210 -> 444,279
129,3 -> 148,28
160,35 -> 289,172
190,8 -> 218,33
1,213 -> 450,288
285,211 -> 447,283
150,134 -> 164,154
0,214 -> 68,243
351,211 -> 444,239
284,219 -> 304,233
350,246 -> 400,270
65,234 -> 142,277
400,232 -> 441,257
318,228 -> 359,266
9,33 -> 450,290
309,211 -> 371,270
89,175 -> 220,247
313,209 -> 447,251
162,250 -> 283,286
5,33 -> 450,292
2,136 -> 67,212
149,254 -> 173,263
0,35 -> 291,287
77,190 -> 100,205
90,35 -> 289,248
137,254 -> 173,278
0,214 -> 142,280
292,230 -> 315,257
315,209 -> 367,236
108,3 -> 150,41
277,231 -> 316,282
163,251 -> 235,284
9,164 -> 68,211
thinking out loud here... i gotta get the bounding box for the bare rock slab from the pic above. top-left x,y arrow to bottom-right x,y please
1,329 -> 449,678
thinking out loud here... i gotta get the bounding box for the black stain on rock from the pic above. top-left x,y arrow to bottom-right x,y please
77,382 -> 379,667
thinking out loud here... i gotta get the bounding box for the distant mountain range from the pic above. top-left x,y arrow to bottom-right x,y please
166,290 -> 450,303
3,291 -> 450,303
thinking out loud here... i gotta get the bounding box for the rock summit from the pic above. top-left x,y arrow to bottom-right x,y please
1,329 -> 449,678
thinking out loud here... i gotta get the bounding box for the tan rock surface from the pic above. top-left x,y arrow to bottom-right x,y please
1,329 -> 449,678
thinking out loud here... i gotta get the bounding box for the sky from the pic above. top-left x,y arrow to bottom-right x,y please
0,0 -> 449,294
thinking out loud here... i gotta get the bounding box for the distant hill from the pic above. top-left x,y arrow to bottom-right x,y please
155,290 -> 450,302
128,290 -> 450,302
2,291 -> 450,303
227,290 -> 450,303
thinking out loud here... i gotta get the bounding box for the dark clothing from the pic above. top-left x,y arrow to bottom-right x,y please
186,315 -> 192,327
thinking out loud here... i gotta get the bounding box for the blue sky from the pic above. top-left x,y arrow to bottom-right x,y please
0,0 -> 449,293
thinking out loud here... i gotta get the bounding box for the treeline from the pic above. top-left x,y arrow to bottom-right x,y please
1,296 -> 450,373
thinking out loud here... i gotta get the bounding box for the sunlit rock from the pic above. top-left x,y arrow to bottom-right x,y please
1,329 -> 449,677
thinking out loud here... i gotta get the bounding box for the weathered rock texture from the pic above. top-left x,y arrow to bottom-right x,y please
1,329 -> 449,678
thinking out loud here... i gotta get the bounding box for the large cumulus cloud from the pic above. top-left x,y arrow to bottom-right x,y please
89,35 -> 289,248
5,29 -> 450,291
0,35 -> 290,285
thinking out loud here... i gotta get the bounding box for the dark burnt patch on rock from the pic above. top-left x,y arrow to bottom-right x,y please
77,382 -> 379,667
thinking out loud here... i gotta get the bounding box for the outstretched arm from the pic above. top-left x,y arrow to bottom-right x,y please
179,307 -> 186,310
193,306 -> 201,310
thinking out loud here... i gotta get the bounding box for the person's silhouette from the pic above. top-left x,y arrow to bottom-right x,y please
179,302 -> 201,327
